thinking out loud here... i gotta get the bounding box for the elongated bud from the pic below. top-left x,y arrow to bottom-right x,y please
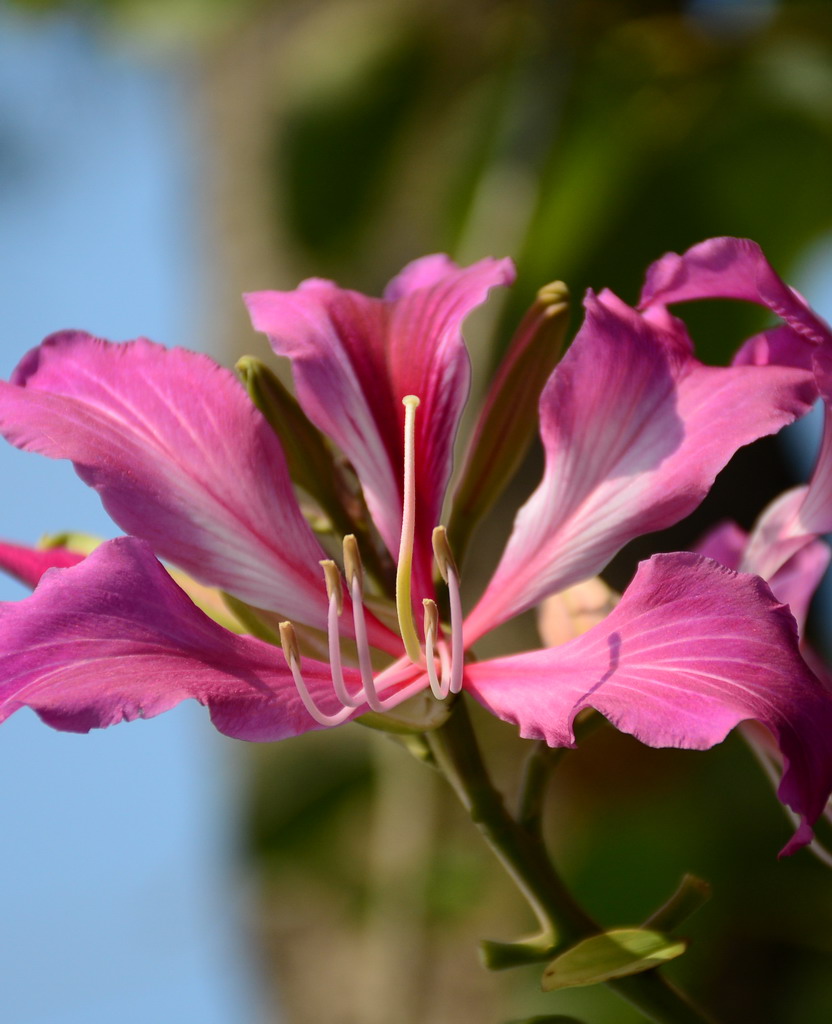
279,620 -> 301,668
449,282 -> 570,565
319,559 -> 343,614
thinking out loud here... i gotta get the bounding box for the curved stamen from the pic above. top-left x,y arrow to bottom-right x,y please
344,535 -> 384,713
320,559 -> 360,708
446,566 -> 465,695
432,526 -> 465,694
423,599 -> 449,700
279,621 -> 354,728
396,395 -> 423,664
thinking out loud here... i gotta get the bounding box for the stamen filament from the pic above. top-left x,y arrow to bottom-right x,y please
396,395 -> 423,664
423,599 -> 449,700
349,574 -> 384,712
279,621 -> 353,728
321,561 -> 360,708
447,566 -> 465,694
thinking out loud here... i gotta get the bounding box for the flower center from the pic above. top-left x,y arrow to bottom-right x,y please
278,394 -> 465,725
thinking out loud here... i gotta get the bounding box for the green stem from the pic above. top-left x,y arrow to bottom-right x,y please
426,699 -> 718,1024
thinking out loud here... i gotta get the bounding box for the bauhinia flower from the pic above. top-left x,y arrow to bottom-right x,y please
1,242 -> 831,855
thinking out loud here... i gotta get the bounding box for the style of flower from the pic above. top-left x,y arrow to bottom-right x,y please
1,241 -> 831,855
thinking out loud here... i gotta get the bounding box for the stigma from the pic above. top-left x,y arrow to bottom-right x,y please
279,394 -> 465,725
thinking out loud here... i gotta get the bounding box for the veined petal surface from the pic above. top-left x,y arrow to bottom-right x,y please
465,553 -> 832,854
465,292 -> 816,640
246,256 -> 514,600
0,538 -> 361,740
0,333 -> 345,632
640,237 -> 832,347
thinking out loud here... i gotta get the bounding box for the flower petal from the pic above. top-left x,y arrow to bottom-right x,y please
0,540 -> 84,588
245,256 -> 514,599
465,552 -> 832,854
697,519 -> 831,635
0,333 -> 357,635
0,537 -> 362,741
465,291 -> 816,640
639,237 -> 832,347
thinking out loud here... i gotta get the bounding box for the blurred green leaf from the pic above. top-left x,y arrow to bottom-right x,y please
541,928 -> 687,992
280,25 -> 433,257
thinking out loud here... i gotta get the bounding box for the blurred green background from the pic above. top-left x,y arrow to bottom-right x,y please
8,0 -> 832,1021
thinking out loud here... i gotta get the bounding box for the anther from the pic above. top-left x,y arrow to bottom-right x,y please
320,559 -> 343,615
396,395 -> 423,665
343,534 -> 363,594
279,620 -> 353,728
431,526 -> 458,584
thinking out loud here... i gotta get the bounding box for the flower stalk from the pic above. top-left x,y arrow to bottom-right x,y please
427,698 -> 717,1024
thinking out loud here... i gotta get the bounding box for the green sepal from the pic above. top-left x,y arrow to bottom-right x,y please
39,531 -> 103,555
481,931 -> 557,971
541,928 -> 687,992
222,592 -> 332,658
236,355 -> 394,594
642,874 -> 712,933
449,283 -> 570,565
356,690 -> 455,734
236,356 -> 358,533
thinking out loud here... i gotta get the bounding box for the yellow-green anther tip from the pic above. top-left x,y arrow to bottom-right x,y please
402,394 -> 421,409
423,598 -> 439,636
536,280 -> 569,310
234,355 -> 259,381
319,559 -> 343,614
342,534 -> 362,591
278,621 -> 300,665
432,526 -> 458,584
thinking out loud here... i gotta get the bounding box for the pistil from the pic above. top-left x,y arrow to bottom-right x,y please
396,395 -> 423,664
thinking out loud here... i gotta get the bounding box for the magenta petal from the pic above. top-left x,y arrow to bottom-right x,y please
0,333 -> 338,630
465,291 -> 816,640
640,237 -> 832,347
466,553 -> 832,853
694,521 -> 748,571
0,538 -> 360,740
0,540 -> 85,589
245,256 -> 514,598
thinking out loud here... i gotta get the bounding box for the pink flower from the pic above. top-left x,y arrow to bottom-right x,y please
1,244 -> 831,854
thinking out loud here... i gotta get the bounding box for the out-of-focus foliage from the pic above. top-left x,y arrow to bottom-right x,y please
9,1 -> 832,1021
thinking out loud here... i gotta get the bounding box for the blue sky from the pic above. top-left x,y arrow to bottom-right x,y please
0,9 -> 260,1022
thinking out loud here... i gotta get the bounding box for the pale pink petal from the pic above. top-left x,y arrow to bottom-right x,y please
0,332 -> 396,644
465,553 -> 832,854
766,542 -> 831,633
640,237 -> 832,347
0,540 -> 85,588
465,291 -> 816,641
697,520 -> 831,634
245,256 -> 514,600
0,538 -> 363,740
